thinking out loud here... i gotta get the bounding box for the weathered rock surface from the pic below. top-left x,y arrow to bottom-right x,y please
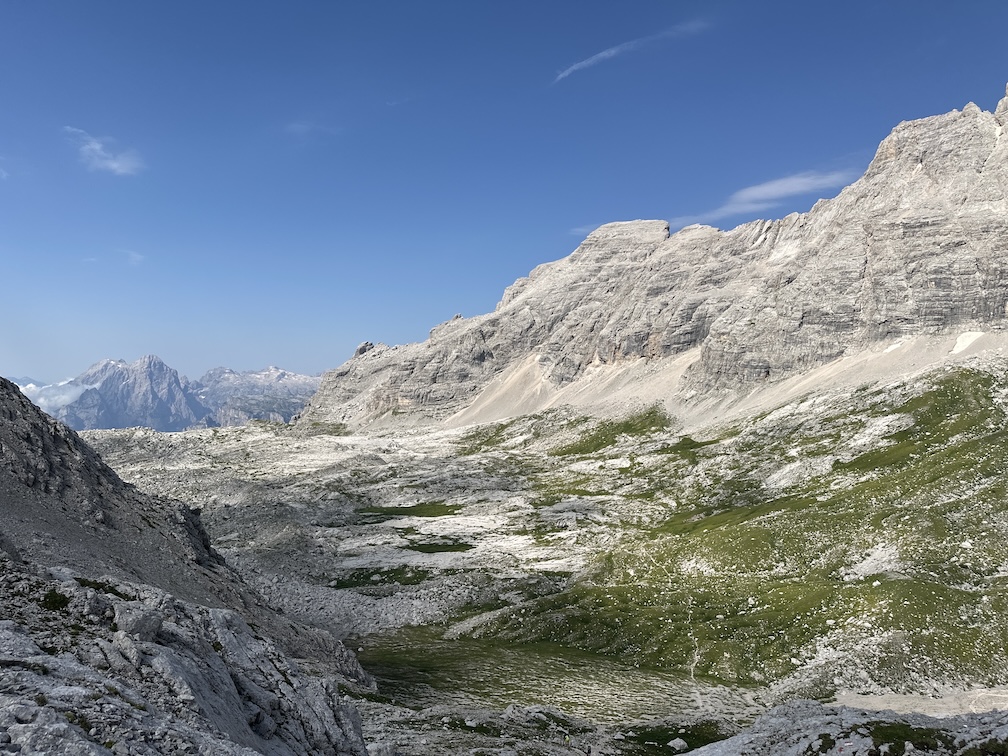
692,698 -> 1008,755
0,377 -> 370,754
0,559 -> 368,755
299,85 -> 1008,428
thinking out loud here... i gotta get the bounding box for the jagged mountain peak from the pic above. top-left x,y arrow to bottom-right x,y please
15,358 -> 321,431
298,85 -> 1008,429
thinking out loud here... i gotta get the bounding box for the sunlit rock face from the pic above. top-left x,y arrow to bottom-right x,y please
54,355 -> 211,431
300,86 -> 1008,428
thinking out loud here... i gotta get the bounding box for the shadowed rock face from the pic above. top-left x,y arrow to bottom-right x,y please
299,85 -> 1008,428
0,375 -> 231,604
0,377 -> 370,754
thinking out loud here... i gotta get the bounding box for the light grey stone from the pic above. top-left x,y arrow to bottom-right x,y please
299,84 -> 1008,429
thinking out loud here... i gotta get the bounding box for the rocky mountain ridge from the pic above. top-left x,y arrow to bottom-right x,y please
0,375 -> 370,753
299,84 -> 1008,429
14,357 -> 320,431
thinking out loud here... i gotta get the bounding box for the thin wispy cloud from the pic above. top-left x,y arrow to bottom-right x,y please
64,127 -> 145,175
554,20 -> 709,84
284,120 -> 339,138
670,170 -> 857,228
126,250 -> 145,266
0,168 -> 8,181
568,224 -> 603,236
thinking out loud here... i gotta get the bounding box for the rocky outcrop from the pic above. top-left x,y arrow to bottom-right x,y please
0,557 -> 368,755
0,377 -> 370,753
0,376 -> 229,603
299,84 -> 1008,427
692,699 -> 1008,755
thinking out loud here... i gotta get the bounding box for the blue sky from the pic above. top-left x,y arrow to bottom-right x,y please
2,1 -> 1007,382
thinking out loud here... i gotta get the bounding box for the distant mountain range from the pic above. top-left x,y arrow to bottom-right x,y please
8,356 -> 320,431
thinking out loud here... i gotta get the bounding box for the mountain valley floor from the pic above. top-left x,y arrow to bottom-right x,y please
85,336 -> 1008,754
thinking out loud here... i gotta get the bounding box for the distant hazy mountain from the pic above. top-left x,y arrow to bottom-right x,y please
192,365 -> 321,426
55,355 -> 210,432
6,375 -> 45,387
14,357 -> 320,431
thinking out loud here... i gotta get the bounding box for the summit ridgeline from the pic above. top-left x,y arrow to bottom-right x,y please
299,84 -> 1008,429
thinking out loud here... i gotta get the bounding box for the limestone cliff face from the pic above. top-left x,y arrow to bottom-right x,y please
299,85 -> 1008,427
56,355 -> 211,432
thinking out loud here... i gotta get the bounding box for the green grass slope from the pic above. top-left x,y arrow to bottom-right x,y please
463,363 -> 1008,695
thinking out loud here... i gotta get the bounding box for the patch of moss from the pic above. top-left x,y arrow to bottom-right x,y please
40,589 -> 70,611
357,501 -> 461,520
552,405 -> 673,456
75,577 -> 131,600
404,541 -> 474,554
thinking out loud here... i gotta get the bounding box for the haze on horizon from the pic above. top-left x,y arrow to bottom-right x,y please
2,0 -> 1007,383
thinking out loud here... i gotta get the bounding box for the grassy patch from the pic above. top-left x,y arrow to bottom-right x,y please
864,721 -> 955,754
304,421 -> 350,436
656,435 -> 719,464
40,589 -> 70,611
457,421 -> 515,455
329,566 -> 436,588
357,501 -> 461,520
75,577 -> 132,600
404,541 -> 474,554
551,405 -> 673,456
458,368 -> 1008,688
615,720 -> 732,754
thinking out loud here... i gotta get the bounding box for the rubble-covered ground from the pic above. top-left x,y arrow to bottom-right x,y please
0,552 -> 369,755
87,356 -> 1008,753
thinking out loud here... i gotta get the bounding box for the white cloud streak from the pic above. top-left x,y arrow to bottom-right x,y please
126,250 -> 145,266
19,379 -> 93,414
554,20 -> 709,83
669,170 -> 857,228
64,126 -> 145,175
284,120 -> 338,138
